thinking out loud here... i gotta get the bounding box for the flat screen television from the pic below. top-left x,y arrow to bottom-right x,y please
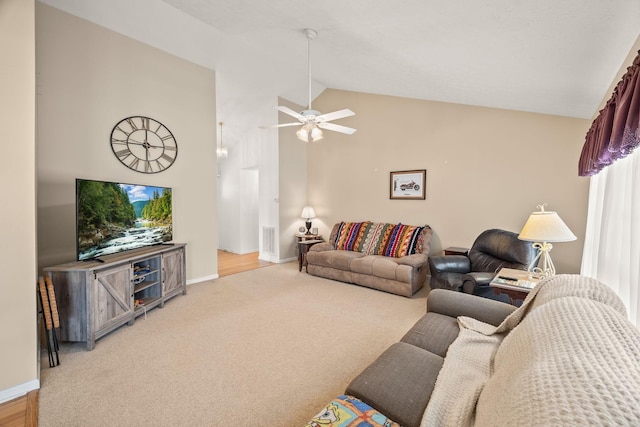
76,178 -> 173,261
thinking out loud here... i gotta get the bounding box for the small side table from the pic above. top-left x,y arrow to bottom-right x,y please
444,246 -> 469,256
296,233 -> 322,242
490,267 -> 540,306
298,239 -> 323,272
492,287 -> 530,306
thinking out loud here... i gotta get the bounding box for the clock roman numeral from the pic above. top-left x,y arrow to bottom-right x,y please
161,134 -> 175,141
155,160 -> 167,171
144,161 -> 152,173
161,153 -> 175,162
115,125 -> 130,136
125,118 -> 138,131
115,148 -> 132,159
129,157 -> 140,170
141,117 -> 150,130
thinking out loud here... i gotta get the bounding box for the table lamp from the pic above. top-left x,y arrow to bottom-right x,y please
301,206 -> 316,235
518,204 -> 576,277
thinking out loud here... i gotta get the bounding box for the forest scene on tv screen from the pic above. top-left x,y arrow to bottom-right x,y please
77,179 -> 173,260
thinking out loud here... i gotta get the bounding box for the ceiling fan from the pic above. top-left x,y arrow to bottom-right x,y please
272,28 -> 356,142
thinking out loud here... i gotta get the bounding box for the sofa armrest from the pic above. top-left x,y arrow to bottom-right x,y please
426,289 -> 516,326
308,242 -> 334,252
428,255 -> 471,274
396,253 -> 428,268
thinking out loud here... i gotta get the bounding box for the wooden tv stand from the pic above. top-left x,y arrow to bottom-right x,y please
44,244 -> 186,350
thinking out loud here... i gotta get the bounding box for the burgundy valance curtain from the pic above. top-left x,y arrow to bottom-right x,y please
579,50 -> 640,176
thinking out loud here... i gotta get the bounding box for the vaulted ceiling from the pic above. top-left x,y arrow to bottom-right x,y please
40,0 -> 640,131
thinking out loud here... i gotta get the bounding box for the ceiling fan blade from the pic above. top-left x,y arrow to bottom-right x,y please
260,122 -> 302,129
276,106 -> 304,121
316,109 -> 355,123
274,122 -> 303,128
318,122 -> 357,135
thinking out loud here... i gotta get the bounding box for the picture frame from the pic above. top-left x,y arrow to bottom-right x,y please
390,169 -> 426,200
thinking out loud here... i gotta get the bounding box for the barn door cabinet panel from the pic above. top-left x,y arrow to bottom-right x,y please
93,264 -> 133,338
162,247 -> 186,300
44,244 -> 186,350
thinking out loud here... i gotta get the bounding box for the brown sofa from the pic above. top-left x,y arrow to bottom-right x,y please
306,221 -> 433,297
306,275 -> 640,427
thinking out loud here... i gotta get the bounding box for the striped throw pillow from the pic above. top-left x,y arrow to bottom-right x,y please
361,223 -> 391,255
335,221 -> 371,251
384,224 -> 427,257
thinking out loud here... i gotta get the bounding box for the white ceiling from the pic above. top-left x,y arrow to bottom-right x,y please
40,0 -> 640,131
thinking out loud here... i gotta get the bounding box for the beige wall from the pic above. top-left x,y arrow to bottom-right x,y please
0,0 -> 39,400
278,98 -> 308,261
36,4 -> 217,281
309,89 -> 591,273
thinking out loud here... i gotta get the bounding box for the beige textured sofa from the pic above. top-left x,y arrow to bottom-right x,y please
306,274 -> 640,427
306,221 -> 433,297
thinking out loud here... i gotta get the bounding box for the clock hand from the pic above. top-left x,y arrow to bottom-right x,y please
145,143 -> 164,149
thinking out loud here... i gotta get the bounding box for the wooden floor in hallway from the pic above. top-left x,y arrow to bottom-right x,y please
217,250 -> 274,277
0,390 -> 37,427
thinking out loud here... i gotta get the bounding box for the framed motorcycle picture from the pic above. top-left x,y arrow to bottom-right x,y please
390,169 -> 426,200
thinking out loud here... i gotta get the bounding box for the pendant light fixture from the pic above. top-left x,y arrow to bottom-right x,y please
217,122 -> 228,158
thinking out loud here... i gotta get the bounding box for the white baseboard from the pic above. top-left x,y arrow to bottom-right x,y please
0,379 -> 39,404
187,274 -> 218,285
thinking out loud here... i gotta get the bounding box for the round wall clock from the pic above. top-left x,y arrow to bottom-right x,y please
110,116 -> 178,174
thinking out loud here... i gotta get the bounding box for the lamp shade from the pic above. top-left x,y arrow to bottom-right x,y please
518,210 -> 576,242
301,206 -> 316,220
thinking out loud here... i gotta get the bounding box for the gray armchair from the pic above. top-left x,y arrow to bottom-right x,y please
428,229 -> 536,302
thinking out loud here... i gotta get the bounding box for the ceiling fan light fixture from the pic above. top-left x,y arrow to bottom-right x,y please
311,126 -> 323,142
270,28 -> 356,140
296,125 -> 310,142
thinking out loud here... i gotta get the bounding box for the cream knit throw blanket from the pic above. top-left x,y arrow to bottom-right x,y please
421,274 -> 640,426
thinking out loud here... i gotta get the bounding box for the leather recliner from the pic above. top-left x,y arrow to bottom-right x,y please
428,229 -> 536,302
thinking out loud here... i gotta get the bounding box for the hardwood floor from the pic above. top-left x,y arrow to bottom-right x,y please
0,390 -> 38,427
217,250 -> 273,277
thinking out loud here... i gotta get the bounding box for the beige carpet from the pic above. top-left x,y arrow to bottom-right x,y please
38,262 -> 429,426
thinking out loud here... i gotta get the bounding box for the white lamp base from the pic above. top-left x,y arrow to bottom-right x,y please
527,242 -> 556,278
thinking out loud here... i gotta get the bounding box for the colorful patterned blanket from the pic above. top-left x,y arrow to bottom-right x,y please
330,221 -> 432,257
305,395 -> 400,427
